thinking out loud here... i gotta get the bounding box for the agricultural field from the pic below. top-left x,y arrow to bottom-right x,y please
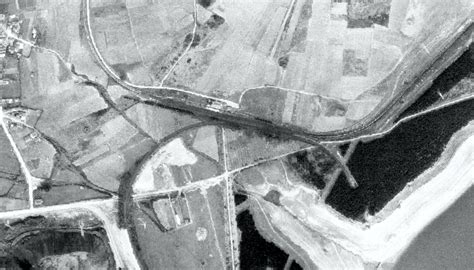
88,0 -> 472,133
224,128 -> 309,170
191,126 -> 220,162
0,1 -> 470,267
0,56 -> 21,101
7,0 -> 109,86
131,187 -> 232,269
6,118 -> 56,179
120,118 -> 316,197
90,0 -> 196,85
10,40 -> 156,203
0,128 -> 29,212
125,103 -> 200,142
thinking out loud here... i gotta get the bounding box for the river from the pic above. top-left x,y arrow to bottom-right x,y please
399,45 -> 472,118
326,49 -> 474,220
393,187 -> 474,270
237,210 -> 289,269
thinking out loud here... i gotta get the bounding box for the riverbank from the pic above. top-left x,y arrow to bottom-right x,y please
376,121 -> 474,221
393,186 -> 474,269
274,121 -> 474,264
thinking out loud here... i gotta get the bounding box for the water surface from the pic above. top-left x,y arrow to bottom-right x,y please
394,187 -> 474,270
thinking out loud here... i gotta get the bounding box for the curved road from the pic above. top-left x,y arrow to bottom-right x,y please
83,0 -> 472,144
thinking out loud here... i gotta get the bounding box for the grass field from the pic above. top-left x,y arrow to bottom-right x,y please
82,135 -> 156,192
33,185 -> 109,207
21,51 -> 108,143
7,124 -> 56,179
0,128 -> 29,212
87,0 -> 472,133
131,188 -> 227,269
191,126 -> 219,162
125,103 -> 200,142
224,128 -> 308,170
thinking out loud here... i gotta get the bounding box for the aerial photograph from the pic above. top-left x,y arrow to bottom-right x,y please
0,0 -> 472,269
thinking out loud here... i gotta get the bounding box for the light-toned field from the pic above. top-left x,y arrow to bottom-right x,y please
393,187 -> 474,270
90,0 -> 195,84
88,0 -> 472,133
125,103 -> 200,142
21,51 -> 108,139
249,198 -> 365,269
18,0 -> 109,85
90,1 -> 142,66
133,137 -> 221,194
0,198 -> 29,212
192,126 -> 219,161
133,138 -> 197,193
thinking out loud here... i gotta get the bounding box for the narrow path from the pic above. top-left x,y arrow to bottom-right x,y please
125,4 -> 147,67
2,112 -> 115,196
160,0 -> 199,87
82,80 -> 159,144
203,190 -> 227,269
0,107 -> 35,209
84,0 -> 239,108
283,256 -> 294,270
321,141 -> 359,201
269,0 -> 298,58
221,128 -> 237,270
329,93 -> 474,144
83,0 -> 473,145
133,175 -> 225,200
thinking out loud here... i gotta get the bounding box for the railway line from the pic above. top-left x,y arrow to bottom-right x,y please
83,0 -> 472,145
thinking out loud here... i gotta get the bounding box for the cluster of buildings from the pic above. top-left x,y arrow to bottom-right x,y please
0,13 -> 24,58
0,13 -> 25,107
0,9 -> 40,107
152,193 -> 192,232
